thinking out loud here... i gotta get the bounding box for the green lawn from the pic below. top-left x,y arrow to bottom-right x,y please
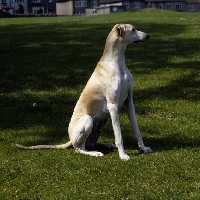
0,9 -> 200,199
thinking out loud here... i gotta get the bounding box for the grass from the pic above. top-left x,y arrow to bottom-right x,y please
0,9 -> 200,199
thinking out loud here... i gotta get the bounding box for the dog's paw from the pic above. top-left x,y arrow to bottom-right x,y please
140,146 -> 152,153
119,153 -> 130,161
94,152 -> 104,157
76,149 -> 104,157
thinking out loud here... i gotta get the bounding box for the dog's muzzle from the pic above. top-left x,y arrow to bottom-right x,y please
133,34 -> 150,43
146,34 -> 150,40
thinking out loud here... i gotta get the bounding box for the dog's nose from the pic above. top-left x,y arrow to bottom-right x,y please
147,34 -> 150,39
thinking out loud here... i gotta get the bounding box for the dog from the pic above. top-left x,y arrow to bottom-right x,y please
16,24 -> 152,160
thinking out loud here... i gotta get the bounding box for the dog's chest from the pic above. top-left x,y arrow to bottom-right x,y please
119,70 -> 132,106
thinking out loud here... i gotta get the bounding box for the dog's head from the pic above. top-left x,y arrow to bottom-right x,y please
114,24 -> 150,44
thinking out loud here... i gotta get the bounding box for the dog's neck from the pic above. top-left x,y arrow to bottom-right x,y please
100,36 -> 127,72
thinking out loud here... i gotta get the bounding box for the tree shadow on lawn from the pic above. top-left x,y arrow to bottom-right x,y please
121,124 -> 200,153
0,21 -> 199,150
0,20 -> 194,92
124,70 -> 200,152
134,69 -> 200,102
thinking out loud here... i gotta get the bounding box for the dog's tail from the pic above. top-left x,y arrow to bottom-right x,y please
15,141 -> 72,150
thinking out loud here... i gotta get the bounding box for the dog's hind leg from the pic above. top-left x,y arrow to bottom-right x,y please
70,115 -> 104,157
85,119 -> 116,150
76,144 -> 104,157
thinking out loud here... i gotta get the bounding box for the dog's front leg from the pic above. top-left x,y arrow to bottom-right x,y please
107,103 -> 130,160
124,96 -> 152,153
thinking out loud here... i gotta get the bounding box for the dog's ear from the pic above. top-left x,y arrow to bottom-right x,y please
117,24 -> 125,38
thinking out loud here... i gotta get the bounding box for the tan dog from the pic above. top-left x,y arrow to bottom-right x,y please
16,24 -> 152,160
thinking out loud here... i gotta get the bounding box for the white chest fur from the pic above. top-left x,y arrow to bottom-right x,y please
118,67 -> 133,109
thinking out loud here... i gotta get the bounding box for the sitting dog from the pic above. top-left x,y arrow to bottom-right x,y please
16,24 -> 152,160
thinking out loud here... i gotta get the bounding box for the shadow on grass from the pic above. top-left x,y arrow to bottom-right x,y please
134,71 -> 200,102
0,18 -> 199,151
123,130 -> 200,153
